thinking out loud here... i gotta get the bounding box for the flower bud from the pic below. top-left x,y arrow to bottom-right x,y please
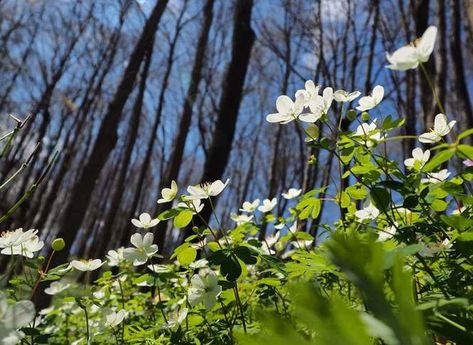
361,112 -> 370,121
308,155 -> 317,165
52,238 -> 65,251
346,109 -> 357,121
37,256 -> 45,265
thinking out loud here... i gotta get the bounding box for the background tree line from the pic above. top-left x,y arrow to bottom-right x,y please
0,0 -> 472,263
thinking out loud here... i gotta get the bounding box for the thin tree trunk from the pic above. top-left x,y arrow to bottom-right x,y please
95,44 -> 154,258
412,0 -> 436,128
154,0 -> 215,250
118,1 -> 190,248
45,0 -> 169,270
364,0 -> 380,94
450,0 -> 473,139
32,8 -> 128,233
182,0 -> 255,240
435,0 -> 447,114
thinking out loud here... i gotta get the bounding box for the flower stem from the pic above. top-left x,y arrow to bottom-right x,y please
420,63 -> 446,114
233,284 -> 247,333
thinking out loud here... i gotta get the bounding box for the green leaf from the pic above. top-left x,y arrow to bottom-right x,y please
351,164 -> 377,175
158,208 -> 179,221
296,197 -> 321,220
370,187 -> 391,212
378,180 -> 409,194
234,246 -> 258,265
340,146 -> 356,164
346,185 -> 368,200
220,256 -> 242,281
456,144 -> 473,160
423,149 -> 454,172
337,191 -> 351,208
382,115 -> 405,130
173,209 -> 194,228
402,195 -> 419,210
457,128 -> 473,141
457,232 -> 473,241
441,215 -> 473,231
177,247 -> 197,265
431,199 -> 448,212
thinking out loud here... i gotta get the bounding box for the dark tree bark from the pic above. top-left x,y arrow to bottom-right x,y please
95,44 -> 154,258
411,0 -> 436,128
118,0 -> 190,248
450,0 -> 473,137
435,0 -> 447,115
3,4 -> 94,180
464,0 -> 473,55
45,0 -> 169,268
154,0 -> 215,250
28,10 -> 128,232
32,24 -> 125,233
182,0 -> 255,240
364,0 -> 380,94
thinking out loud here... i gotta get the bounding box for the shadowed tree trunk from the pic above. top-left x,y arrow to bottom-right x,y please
182,0 -> 255,241
154,0 -> 215,250
118,0 -> 190,249
434,0 -> 446,115
364,0 -> 379,94
450,0 -> 473,139
42,0 -> 169,274
464,0 -> 473,55
412,0 -> 436,128
29,11 -> 127,232
2,4 -> 95,182
94,44 -> 154,259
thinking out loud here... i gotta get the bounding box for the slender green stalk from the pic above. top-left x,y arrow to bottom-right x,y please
233,284 -> 247,333
420,63 -> 446,114
83,304 -> 90,345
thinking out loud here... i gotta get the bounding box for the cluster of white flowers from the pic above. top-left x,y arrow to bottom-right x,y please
266,80 -> 379,126
262,24 -> 457,233
231,188 -> 302,225
0,228 -> 44,258
123,179 -> 230,268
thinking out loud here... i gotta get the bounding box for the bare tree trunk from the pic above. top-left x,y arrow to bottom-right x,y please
464,0 -> 473,55
95,44 -> 154,259
364,0 -> 380,94
118,1 -> 190,249
435,0 -> 447,115
182,0 -> 255,240
450,0 -> 473,138
412,0 -> 436,128
154,0 -> 215,250
44,0 -> 169,272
